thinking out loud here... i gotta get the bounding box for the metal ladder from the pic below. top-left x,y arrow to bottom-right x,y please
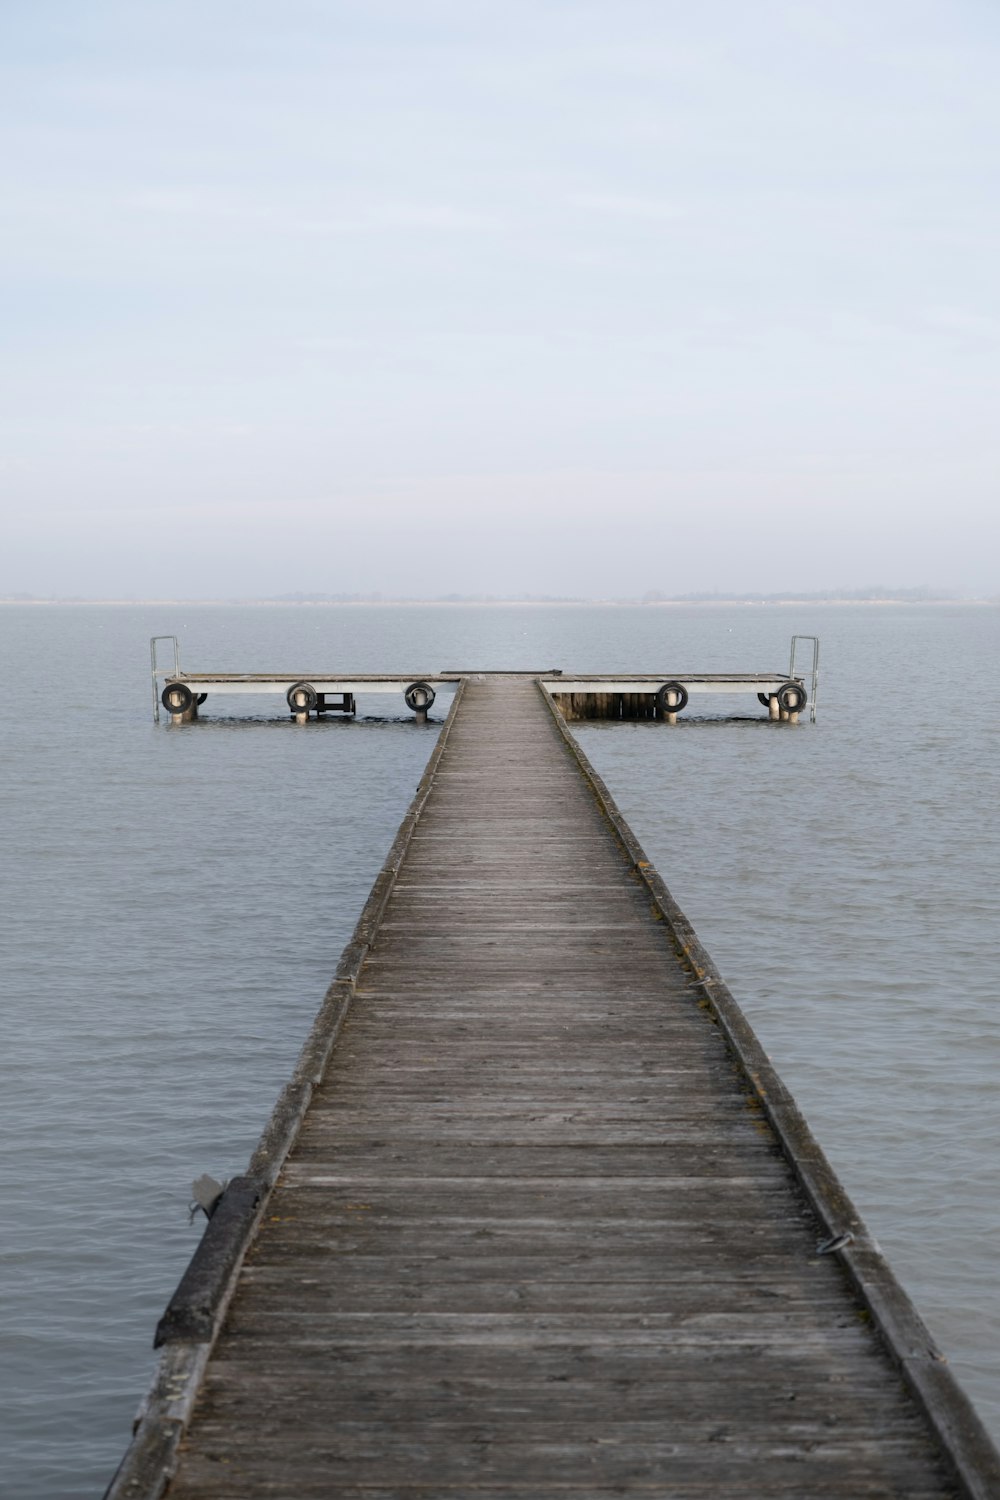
789,635 -> 819,722
150,636 -> 181,723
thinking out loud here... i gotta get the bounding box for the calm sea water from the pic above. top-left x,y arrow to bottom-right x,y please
2,602 -> 998,1497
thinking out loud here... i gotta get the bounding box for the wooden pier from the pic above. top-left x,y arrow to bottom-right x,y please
110,676 -> 999,1498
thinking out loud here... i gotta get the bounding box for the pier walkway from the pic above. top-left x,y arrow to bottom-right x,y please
115,678 -> 998,1499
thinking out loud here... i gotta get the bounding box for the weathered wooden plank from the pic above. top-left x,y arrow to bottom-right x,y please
286,1142 -> 786,1170
293,1126 -> 780,1148
194,1370 -> 935,1424
238,1259 -> 852,1291
173,1441 -> 949,1497
188,1339 -> 913,1389
235,1272 -> 856,1312
169,1487 -> 954,1500
169,1487 -> 952,1500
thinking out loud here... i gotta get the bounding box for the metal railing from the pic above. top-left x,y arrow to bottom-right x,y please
789,635 -> 819,722
150,636 -> 181,723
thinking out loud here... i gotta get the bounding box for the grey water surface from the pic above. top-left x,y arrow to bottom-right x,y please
1,603 -> 998,1496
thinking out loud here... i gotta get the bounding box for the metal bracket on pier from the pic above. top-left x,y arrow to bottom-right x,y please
317,692 -> 356,717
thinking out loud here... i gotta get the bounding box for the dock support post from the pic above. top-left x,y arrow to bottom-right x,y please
769,695 -> 780,721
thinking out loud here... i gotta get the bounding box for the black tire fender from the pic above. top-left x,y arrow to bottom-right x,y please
656,681 -> 689,714
161,682 -> 194,714
405,681 -> 436,712
286,681 -> 318,712
776,681 -> 807,712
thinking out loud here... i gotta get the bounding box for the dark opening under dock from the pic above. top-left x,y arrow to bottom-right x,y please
111,676 -> 1000,1499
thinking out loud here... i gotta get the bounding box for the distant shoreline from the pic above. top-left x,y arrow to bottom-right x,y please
0,597 -> 995,609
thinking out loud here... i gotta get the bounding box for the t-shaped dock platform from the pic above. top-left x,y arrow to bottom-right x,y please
109,672 -> 997,1499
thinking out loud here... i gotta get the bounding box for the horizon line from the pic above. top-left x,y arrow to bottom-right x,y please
2,593 -> 997,608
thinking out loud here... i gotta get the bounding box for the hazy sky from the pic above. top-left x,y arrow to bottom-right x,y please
3,1 -> 1000,597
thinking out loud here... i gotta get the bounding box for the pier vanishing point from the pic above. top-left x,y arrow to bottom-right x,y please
110,660 -> 1000,1499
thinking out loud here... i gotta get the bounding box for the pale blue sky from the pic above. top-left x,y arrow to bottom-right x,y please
3,1 -> 1000,596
